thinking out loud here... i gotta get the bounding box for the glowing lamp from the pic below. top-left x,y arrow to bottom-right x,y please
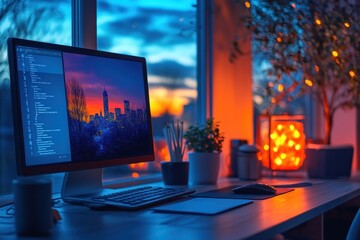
257,115 -> 306,171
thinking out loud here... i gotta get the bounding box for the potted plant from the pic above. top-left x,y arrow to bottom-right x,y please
183,118 -> 225,185
232,0 -> 360,178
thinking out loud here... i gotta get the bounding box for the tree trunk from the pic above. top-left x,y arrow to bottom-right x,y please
324,111 -> 333,145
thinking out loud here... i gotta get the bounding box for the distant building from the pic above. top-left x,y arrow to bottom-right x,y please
115,108 -> 121,120
124,100 -> 130,116
103,88 -> 109,117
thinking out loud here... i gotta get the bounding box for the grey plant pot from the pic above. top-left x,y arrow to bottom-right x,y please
306,144 -> 353,179
188,152 -> 220,185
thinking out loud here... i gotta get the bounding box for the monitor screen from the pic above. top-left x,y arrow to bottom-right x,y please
8,38 -> 154,176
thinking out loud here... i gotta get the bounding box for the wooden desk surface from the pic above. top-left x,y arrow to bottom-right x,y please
1,178 -> 360,240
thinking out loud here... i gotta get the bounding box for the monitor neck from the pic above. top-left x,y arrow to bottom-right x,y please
61,169 -> 103,199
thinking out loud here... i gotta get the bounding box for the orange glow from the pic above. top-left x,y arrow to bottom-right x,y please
315,65 -> 320,72
332,50 -> 339,57
149,88 -> 193,117
258,115 -> 306,171
245,1 -> 251,8
291,3 -> 296,8
349,70 -> 356,78
129,162 -> 147,170
344,22 -> 350,28
315,19 -> 322,25
132,172 -> 140,178
277,84 -> 284,92
276,37 -> 282,43
305,79 -> 313,87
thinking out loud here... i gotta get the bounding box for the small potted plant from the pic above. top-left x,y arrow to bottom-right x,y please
183,118 -> 225,185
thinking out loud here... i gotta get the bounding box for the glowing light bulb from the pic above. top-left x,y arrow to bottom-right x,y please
291,3 -> 296,8
349,70 -> 356,78
305,79 -> 313,87
277,124 -> 283,131
274,157 -> 282,166
315,19 -> 322,25
270,132 -> 278,140
278,84 -> 284,92
245,1 -> 251,8
344,22 -> 350,28
264,144 -> 269,151
277,37 -> 282,43
293,130 -> 300,138
332,50 -> 339,57
315,65 -> 320,72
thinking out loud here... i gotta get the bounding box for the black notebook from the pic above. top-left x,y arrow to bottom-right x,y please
152,197 -> 252,215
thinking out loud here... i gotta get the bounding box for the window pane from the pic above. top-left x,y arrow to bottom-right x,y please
0,0 -> 71,194
97,1 -> 197,176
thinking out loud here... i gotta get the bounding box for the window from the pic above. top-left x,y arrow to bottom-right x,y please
0,0 -> 71,194
97,1 -> 198,176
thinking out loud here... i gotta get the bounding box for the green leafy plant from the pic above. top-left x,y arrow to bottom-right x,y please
183,118 -> 225,153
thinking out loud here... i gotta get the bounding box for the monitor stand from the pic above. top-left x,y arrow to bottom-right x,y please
61,169 -> 104,199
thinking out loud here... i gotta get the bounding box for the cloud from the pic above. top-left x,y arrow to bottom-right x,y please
148,60 -> 195,89
98,7 -> 195,47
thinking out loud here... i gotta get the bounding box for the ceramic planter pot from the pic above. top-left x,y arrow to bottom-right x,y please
306,144 -> 353,179
161,161 -> 189,185
188,152 -> 220,185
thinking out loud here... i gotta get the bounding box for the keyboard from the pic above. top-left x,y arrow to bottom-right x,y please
91,186 -> 195,210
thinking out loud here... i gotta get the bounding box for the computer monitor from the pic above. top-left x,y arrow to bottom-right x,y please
8,38 -> 154,199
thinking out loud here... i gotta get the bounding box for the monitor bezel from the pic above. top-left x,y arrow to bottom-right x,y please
8,37 -> 155,176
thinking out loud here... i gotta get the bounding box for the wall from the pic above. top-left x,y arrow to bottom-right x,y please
212,0 -> 253,176
332,108 -> 359,172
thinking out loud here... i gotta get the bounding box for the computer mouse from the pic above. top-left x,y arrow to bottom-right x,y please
232,183 -> 277,195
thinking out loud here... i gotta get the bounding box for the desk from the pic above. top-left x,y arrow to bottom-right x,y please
1,178 -> 360,240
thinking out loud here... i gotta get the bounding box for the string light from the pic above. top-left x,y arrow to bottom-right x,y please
349,70 -> 356,78
277,37 -> 282,43
245,1 -> 251,8
315,65 -> 320,72
332,50 -> 339,57
344,22 -> 350,28
315,19 -> 322,25
305,79 -> 313,87
278,84 -> 284,92
291,3 -> 296,8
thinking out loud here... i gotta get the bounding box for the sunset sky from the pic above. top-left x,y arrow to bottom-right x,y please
97,0 -> 197,117
63,52 -> 147,116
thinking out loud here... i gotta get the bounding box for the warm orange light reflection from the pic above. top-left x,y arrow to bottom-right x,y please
245,1 -> 251,8
349,70 -> 356,78
132,172 -> 140,178
332,50 -> 339,57
258,115 -> 306,171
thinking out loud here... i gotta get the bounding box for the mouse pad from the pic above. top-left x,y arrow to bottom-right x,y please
191,185 -> 294,200
152,197 -> 253,215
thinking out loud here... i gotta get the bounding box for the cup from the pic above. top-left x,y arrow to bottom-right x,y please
161,161 -> 189,185
13,178 -> 53,236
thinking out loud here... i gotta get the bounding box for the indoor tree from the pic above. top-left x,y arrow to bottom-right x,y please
232,0 -> 360,144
